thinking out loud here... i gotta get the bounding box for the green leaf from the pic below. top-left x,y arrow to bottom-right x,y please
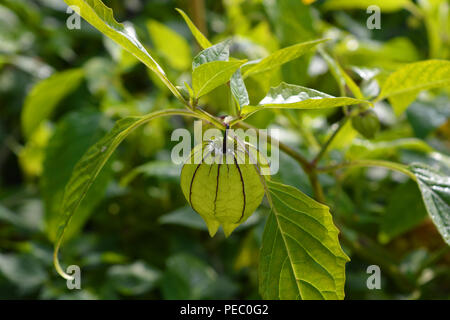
407,98 -> 450,138
52,109 -> 199,279
230,69 -> 250,108
0,253 -> 47,291
107,261 -> 161,296
410,163 -> 450,245
379,180 -> 427,243
323,0 -> 412,12
21,68 -> 84,138
376,60 -> 450,115
192,40 -> 230,69
346,138 -> 433,160
259,180 -> 349,300
175,8 -> 212,50
242,39 -> 328,77
161,253 -> 218,299
192,60 -> 245,98
241,82 -> 368,116
120,160 -> 181,186
147,19 -> 191,71
63,0 -> 185,103
42,111 -> 113,242
158,206 -> 208,231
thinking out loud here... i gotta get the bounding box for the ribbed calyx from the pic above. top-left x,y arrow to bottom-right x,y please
180,137 -> 268,236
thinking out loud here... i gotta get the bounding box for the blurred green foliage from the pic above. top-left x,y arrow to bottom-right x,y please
0,0 -> 449,299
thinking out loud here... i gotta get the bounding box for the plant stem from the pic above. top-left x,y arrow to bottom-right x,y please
308,171 -> 326,203
191,0 -> 207,36
311,116 -> 349,167
316,159 -> 417,181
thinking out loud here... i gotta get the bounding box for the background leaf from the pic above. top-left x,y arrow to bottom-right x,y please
147,19 -> 191,71
42,111 -> 113,242
21,68 -> 84,138
379,180 -> 427,243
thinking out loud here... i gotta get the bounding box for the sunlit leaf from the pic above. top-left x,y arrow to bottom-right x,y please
175,8 -> 212,50
192,60 -> 245,98
259,180 -> 349,300
346,138 -> 434,160
410,163 -> 450,245
376,60 -> 450,115
192,40 -> 230,69
230,69 -> 250,108
21,68 -> 84,138
242,39 -> 328,77
323,0 -> 412,12
63,0 -> 185,103
241,82 -> 368,116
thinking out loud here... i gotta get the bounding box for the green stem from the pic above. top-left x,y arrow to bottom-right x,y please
284,110 -> 320,152
236,122 -> 312,172
317,159 -> 417,181
311,116 -> 349,166
308,171 -> 326,203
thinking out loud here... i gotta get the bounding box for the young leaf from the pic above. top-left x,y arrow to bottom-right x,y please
53,109 -> 201,279
63,0 -> 185,103
175,8 -> 212,50
192,40 -> 231,69
21,68 -> 84,138
242,39 -> 328,77
376,60 -> 450,115
230,69 -> 250,108
241,82 -> 368,116
410,163 -> 450,245
259,180 -> 349,300
147,19 -> 191,71
192,60 -> 245,98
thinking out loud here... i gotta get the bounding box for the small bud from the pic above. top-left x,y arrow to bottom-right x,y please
351,109 -> 380,139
